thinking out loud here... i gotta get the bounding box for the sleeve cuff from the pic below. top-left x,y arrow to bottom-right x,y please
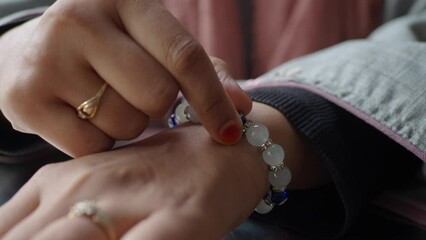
248,86 -> 421,239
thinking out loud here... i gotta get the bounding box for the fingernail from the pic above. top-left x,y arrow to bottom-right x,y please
220,120 -> 242,144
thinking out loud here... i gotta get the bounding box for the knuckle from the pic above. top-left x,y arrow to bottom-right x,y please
1,85 -> 21,114
165,33 -> 205,76
42,2 -> 98,36
33,163 -> 60,181
0,72 -> 51,134
43,3 -> 80,25
2,81 -> 37,120
97,160 -> 157,189
35,161 -> 94,195
142,79 -> 178,117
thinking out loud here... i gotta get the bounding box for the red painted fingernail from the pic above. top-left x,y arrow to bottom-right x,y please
220,121 -> 242,144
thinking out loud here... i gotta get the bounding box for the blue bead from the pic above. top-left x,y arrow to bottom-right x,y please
268,190 -> 288,206
168,114 -> 179,128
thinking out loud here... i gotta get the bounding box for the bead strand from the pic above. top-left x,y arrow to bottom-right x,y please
241,117 -> 291,214
169,99 -> 291,214
168,99 -> 200,128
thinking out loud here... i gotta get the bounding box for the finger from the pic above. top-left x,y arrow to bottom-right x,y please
0,181 -> 39,237
210,57 -> 252,116
123,209 -> 230,240
59,68 -> 149,140
122,210 -> 212,240
31,102 -> 114,157
33,217 -> 106,240
1,203 -> 65,240
83,21 -> 179,118
3,199 -> 81,240
32,199 -> 145,240
117,0 -> 243,144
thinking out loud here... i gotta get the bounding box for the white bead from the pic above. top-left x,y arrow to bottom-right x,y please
245,123 -> 269,147
268,166 -> 292,189
184,106 -> 199,123
174,102 -> 189,124
255,198 -> 273,214
262,144 -> 285,166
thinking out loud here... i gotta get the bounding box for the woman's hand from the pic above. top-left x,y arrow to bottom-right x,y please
0,102 -> 330,240
0,0 -> 251,157
0,118 -> 268,240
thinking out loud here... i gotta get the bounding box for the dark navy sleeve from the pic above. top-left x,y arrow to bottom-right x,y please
248,87 -> 421,239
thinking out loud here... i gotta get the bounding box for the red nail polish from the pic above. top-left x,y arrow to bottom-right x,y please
220,122 -> 242,144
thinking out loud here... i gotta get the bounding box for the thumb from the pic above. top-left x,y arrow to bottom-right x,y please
182,56 -> 252,145
179,55 -> 251,145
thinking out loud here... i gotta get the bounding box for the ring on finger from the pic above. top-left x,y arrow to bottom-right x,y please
77,83 -> 108,119
68,200 -> 116,240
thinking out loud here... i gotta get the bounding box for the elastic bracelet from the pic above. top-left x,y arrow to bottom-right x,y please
169,99 -> 292,214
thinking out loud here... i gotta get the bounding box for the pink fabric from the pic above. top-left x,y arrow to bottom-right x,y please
373,190 -> 426,230
160,0 -> 382,78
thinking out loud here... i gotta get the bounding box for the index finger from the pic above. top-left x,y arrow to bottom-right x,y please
0,178 -> 39,237
116,0 -> 243,144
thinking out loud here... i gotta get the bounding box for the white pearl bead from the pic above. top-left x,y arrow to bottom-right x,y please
268,166 -> 292,189
184,106 -> 199,123
262,144 -> 285,166
174,102 -> 189,124
255,198 -> 273,214
246,123 -> 269,147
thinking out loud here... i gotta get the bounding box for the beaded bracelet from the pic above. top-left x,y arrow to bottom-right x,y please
169,99 -> 292,214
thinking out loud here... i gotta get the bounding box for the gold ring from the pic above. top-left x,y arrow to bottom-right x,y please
77,83 -> 108,119
68,200 -> 116,240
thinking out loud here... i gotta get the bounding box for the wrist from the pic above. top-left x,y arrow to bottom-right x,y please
166,99 -> 331,215
247,102 -> 331,189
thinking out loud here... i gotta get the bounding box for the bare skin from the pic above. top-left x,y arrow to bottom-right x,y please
0,1 -> 331,238
0,0 -> 252,157
0,102 -> 331,240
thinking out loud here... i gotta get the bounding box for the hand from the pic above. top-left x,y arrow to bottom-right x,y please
0,102 -> 330,240
0,117 -> 268,240
0,0 -> 251,157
